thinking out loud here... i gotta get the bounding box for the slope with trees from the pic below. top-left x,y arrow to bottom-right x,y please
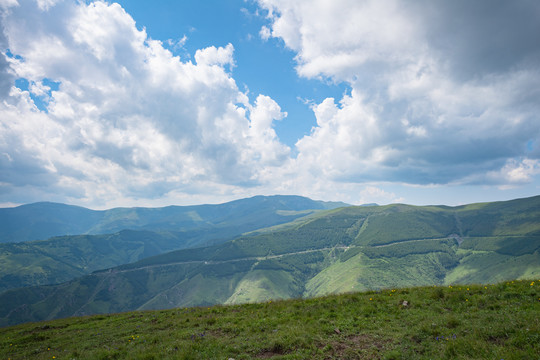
0,195 -> 539,326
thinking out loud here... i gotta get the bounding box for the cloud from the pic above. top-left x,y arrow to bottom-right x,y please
358,186 -> 403,205
165,35 -> 188,52
35,0 -> 61,11
0,0 -> 289,207
1,0 -> 539,208
247,94 -> 289,166
194,43 -> 235,68
0,0 -> 18,10
0,4 -> 15,99
489,158 -> 540,186
259,25 -> 271,41
258,0 -> 540,188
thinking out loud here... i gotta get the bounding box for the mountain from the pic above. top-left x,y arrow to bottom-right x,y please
0,195 -> 539,326
0,230 -> 186,292
0,195 -> 347,291
0,195 -> 347,243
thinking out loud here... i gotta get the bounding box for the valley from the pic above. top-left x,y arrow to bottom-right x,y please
0,195 -> 538,326
0,195 -> 344,292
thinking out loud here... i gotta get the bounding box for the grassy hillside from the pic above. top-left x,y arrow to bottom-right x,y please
1,196 -> 539,326
0,196 -> 346,291
0,280 -> 538,359
0,230 -> 188,292
0,195 -> 346,243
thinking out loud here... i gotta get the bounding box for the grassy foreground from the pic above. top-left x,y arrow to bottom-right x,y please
1,280 -> 538,360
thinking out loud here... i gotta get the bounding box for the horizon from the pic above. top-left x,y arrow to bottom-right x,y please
1,193 -> 539,211
1,0 -> 539,209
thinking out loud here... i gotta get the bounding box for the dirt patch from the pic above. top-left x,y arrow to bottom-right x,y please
347,334 -> 389,350
487,334 -> 508,345
256,350 -> 285,358
256,342 -> 291,358
324,333 -> 393,359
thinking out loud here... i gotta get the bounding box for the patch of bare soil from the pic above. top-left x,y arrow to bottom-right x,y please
325,333 -> 393,359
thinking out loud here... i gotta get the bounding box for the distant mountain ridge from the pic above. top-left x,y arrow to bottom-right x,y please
0,196 -> 348,292
1,195 -> 538,326
0,195 -> 348,243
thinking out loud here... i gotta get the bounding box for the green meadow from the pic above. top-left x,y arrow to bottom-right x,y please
1,280 -> 538,359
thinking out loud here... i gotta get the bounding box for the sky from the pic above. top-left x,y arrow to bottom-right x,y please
0,0 -> 539,209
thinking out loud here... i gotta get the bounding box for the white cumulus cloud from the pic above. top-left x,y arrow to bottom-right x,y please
1,0 -> 539,208
0,0 -> 289,208
194,43 -> 235,68
258,0 -> 540,189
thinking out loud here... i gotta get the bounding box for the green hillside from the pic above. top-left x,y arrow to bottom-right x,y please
0,281 -> 538,359
0,196 -> 345,291
0,196 -> 539,326
0,230 -> 187,292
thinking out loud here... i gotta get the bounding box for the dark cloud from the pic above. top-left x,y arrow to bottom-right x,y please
417,0 -> 540,80
0,18 -> 15,99
0,151 -> 57,188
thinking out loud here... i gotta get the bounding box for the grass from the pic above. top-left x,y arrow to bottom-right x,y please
1,279 -> 538,359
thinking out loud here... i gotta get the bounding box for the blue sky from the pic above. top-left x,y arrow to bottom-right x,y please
116,0 -> 348,147
0,0 -> 539,209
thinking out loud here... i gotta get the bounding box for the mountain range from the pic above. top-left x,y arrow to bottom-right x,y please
0,195 -> 345,292
0,195 -> 539,326
0,195 -> 346,243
